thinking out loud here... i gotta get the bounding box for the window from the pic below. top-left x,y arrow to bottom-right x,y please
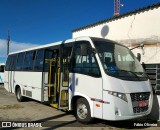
72,42 -> 101,77
44,50 -> 54,72
23,51 -> 36,71
15,53 -> 25,70
10,55 -> 17,71
5,55 -> 17,71
62,47 -> 72,87
0,65 -> 4,72
5,56 -> 12,71
93,38 -> 148,81
34,49 -> 44,71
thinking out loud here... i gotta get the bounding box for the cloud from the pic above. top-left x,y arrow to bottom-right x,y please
0,39 -> 38,63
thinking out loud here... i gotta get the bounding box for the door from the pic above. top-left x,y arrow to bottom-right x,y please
71,41 -> 103,118
5,55 -> 16,93
58,45 -> 72,109
4,56 -> 11,92
43,49 -> 59,104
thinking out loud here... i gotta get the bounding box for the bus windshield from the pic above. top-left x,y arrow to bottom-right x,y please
93,39 -> 148,81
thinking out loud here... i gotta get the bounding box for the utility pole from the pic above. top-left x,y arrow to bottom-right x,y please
7,31 -> 10,55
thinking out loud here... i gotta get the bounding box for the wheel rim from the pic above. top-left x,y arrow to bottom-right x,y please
77,103 -> 88,119
17,89 -> 21,99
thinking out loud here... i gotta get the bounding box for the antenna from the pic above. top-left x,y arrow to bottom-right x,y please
114,0 -> 120,16
7,30 -> 10,55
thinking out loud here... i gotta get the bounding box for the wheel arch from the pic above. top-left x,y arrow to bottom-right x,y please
14,84 -> 21,94
71,93 -> 93,117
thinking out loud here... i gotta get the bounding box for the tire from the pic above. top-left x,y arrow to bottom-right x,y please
75,98 -> 93,123
16,87 -> 24,102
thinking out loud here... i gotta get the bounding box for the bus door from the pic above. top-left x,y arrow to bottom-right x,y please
58,45 -> 72,109
5,55 -> 16,93
43,49 -> 59,106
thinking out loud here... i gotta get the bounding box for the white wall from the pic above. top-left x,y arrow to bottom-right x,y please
73,7 -> 160,64
73,7 -> 160,41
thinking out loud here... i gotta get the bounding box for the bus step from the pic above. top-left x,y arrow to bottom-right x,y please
50,94 -> 56,97
50,103 -> 58,108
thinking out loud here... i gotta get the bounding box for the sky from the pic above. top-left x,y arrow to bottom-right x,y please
0,0 -> 160,63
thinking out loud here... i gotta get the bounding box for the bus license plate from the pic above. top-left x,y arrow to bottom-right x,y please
138,101 -> 147,107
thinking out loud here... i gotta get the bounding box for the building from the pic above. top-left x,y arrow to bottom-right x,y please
72,2 -> 160,64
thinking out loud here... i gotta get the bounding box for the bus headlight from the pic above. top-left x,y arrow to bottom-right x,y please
108,91 -> 128,102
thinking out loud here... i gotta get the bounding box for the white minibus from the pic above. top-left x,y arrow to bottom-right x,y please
4,37 -> 153,122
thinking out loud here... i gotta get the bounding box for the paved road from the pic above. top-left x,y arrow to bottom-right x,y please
0,84 -> 159,130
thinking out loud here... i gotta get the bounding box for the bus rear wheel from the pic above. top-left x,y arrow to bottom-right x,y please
16,87 -> 24,102
75,98 -> 93,123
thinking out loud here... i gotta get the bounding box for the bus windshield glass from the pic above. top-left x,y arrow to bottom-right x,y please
93,39 -> 148,81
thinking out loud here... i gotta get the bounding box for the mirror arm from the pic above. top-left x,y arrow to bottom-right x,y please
130,44 -> 144,50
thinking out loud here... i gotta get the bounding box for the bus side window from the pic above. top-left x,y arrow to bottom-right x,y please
5,56 -> 12,71
72,42 -> 101,77
34,49 -> 44,71
44,50 -> 53,72
15,53 -> 25,71
23,51 -> 36,71
10,55 -> 17,71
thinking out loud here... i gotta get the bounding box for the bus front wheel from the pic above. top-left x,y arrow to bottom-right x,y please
76,98 -> 93,123
16,87 -> 24,102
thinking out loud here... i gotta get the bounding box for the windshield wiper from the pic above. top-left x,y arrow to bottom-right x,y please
106,67 -> 143,79
116,70 -> 140,80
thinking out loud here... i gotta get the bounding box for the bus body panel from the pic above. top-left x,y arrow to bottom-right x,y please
72,73 -> 102,99
4,71 -> 12,92
102,90 -> 152,120
103,75 -> 151,93
102,95 -> 151,121
102,76 -> 153,120
70,73 -> 103,119
14,71 -> 42,101
10,71 -> 15,93
4,72 -> 8,91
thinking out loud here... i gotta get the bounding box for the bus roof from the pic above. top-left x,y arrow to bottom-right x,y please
8,36 -> 124,55
9,37 -> 77,55
9,36 -> 100,55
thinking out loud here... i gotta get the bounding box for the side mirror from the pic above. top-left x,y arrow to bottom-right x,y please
137,53 -> 141,62
80,44 -> 88,55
